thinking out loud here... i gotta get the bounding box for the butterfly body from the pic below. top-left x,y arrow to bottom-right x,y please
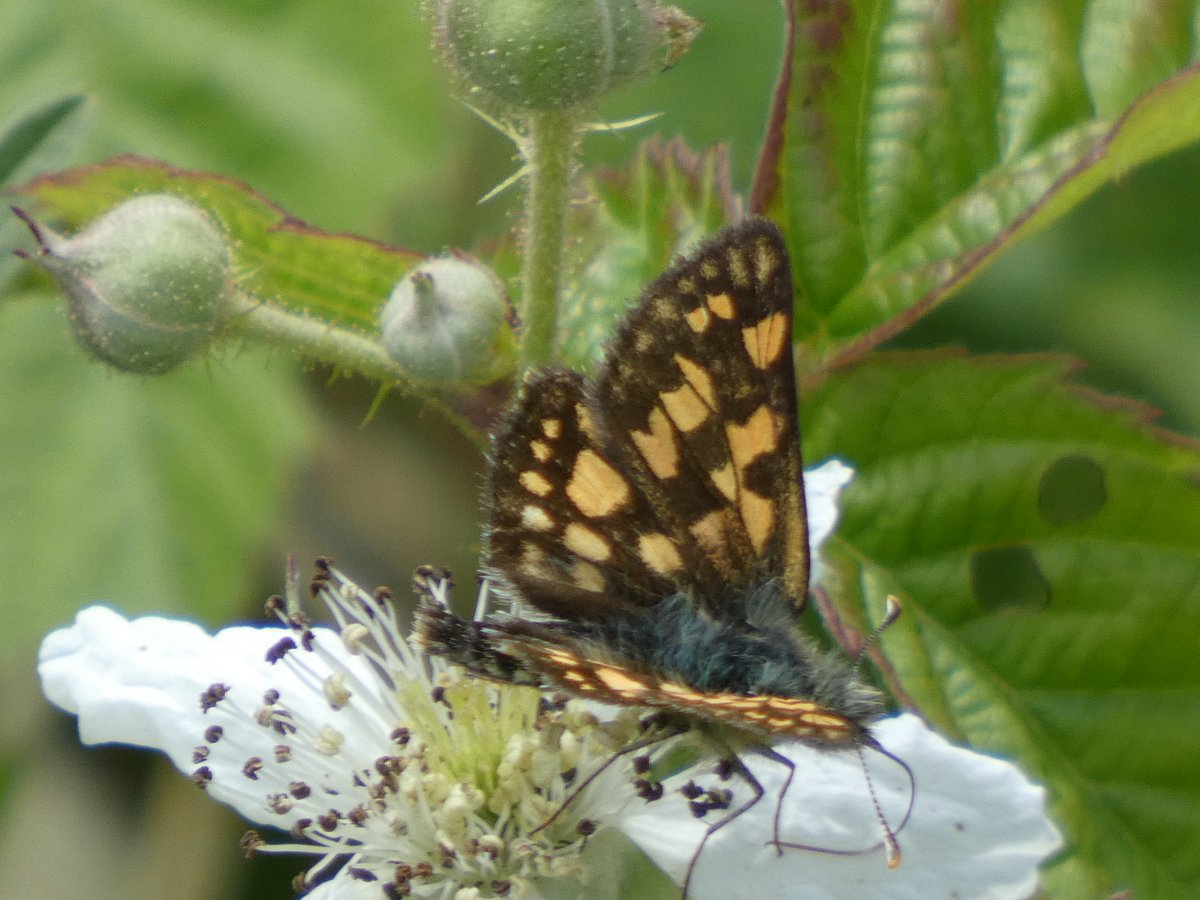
420,582 -> 879,746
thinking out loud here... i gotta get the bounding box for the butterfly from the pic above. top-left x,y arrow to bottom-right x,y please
414,219 -> 905,894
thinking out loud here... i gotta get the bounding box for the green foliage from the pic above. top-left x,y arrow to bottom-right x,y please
557,139 -> 741,369
760,2 -> 1200,369
0,301 -> 314,652
0,94 -> 88,287
5,1 -> 1200,899
806,352 -> 1200,897
20,158 -> 422,334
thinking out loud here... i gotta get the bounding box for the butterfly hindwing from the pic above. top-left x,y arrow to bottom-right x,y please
486,369 -> 683,618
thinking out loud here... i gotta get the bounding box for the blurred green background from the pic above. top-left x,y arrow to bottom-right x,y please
1,2 -> 1197,898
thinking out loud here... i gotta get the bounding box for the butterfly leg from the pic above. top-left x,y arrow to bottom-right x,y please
750,745 -> 796,854
531,716 -> 688,836
769,739 -> 909,867
679,750 -> 766,899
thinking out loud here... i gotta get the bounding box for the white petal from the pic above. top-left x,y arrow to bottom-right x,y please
38,605 -> 393,828
304,877 -> 398,900
620,714 -> 1061,900
803,460 -> 854,585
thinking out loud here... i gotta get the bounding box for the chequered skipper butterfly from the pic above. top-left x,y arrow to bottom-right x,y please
415,219 -> 906,894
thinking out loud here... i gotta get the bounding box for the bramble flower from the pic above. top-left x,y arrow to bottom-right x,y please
40,563 -> 649,898
39,462 -> 1060,898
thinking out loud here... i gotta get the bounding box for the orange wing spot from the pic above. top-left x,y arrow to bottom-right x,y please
540,418 -> 563,439
638,532 -> 684,576
727,246 -> 751,287
571,560 -> 606,592
742,312 -> 789,370
575,403 -> 600,443
594,666 -> 650,698
720,696 -> 764,710
519,470 -> 554,497
561,671 -> 588,684
739,489 -> 776,555
689,510 -> 728,558
754,237 -> 780,283
685,305 -> 712,333
742,709 -> 768,721
518,544 -> 551,578
631,406 -> 680,480
530,439 -> 553,463
674,354 -> 717,408
520,505 -> 555,532
563,522 -> 613,562
725,405 -> 780,471
708,462 -> 737,502
767,698 -> 814,712
566,449 -> 631,517
546,649 -> 582,666
705,292 -> 736,319
804,712 -> 852,731
660,382 -> 712,433
658,682 -> 704,702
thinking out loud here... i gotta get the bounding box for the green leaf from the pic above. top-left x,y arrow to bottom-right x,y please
555,138 -> 740,369
760,1 -> 1200,368
17,156 -> 422,336
0,95 -> 89,289
804,351 -> 1200,899
0,299 -> 315,653
0,94 -> 87,185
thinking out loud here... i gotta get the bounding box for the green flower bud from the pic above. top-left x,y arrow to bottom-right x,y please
380,253 -> 516,387
15,195 -> 231,374
432,0 -> 698,111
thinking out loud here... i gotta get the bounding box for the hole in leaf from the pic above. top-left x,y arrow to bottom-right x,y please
969,545 -> 1050,611
1038,454 -> 1106,525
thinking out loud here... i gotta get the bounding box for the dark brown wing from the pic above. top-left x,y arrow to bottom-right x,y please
485,221 -> 809,620
598,221 -> 809,608
486,368 -> 683,618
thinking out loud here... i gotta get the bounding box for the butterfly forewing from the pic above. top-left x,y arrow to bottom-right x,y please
599,222 -> 810,607
486,221 -> 810,620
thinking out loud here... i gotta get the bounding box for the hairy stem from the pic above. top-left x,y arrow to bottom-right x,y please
519,108 -> 577,368
224,293 -> 485,448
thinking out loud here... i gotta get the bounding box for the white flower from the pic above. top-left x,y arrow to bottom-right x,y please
39,565 -> 643,898
38,462 -> 1061,898
617,715 -> 1062,899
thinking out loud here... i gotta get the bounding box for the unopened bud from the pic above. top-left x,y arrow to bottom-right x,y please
14,195 -> 231,374
432,0 -> 698,111
380,253 -> 515,386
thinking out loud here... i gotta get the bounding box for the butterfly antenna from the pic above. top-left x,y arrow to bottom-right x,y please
853,594 -> 902,670
771,736 -> 915,866
865,736 -> 917,840
857,743 -> 902,867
